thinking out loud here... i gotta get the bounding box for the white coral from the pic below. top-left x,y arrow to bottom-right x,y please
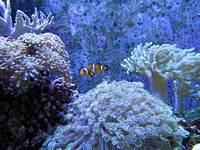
0,0 -> 54,38
41,80 -> 189,150
0,0 -> 12,35
121,42 -> 200,113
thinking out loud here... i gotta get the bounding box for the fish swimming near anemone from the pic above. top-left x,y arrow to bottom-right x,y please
80,63 -> 108,77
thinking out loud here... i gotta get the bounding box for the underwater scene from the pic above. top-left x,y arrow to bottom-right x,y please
0,0 -> 200,149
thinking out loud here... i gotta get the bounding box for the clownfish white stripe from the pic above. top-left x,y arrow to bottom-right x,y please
83,68 -> 88,75
92,64 -> 95,73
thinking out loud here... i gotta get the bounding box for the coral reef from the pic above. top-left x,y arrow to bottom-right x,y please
0,0 -> 54,38
0,31 -> 76,149
42,0 -> 200,96
0,32 -> 71,95
41,80 -> 189,150
0,77 -> 78,149
121,42 -> 200,114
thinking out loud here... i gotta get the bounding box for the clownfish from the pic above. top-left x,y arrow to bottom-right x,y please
80,63 -> 108,77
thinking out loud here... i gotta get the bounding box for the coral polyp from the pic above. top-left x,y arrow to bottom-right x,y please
41,81 -> 189,150
0,33 -> 71,95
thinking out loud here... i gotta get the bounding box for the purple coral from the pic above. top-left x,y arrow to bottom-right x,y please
0,32 -> 77,149
0,77 -> 78,149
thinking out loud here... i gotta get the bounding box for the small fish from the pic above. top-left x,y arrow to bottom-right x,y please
80,63 -> 108,77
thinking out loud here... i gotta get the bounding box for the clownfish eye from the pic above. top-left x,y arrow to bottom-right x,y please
102,65 -> 108,71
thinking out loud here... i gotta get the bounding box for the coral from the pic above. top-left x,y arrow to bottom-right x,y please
121,42 -> 200,114
0,0 -> 54,38
178,115 -> 200,149
0,77 -> 78,149
0,0 -> 12,35
41,80 -> 189,150
47,0 -> 200,96
0,32 -> 71,95
48,77 -> 79,104
50,0 -> 174,93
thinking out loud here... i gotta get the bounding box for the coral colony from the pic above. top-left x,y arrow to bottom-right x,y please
54,0 -> 200,98
0,0 -> 199,150
0,0 -> 77,149
0,0 -> 54,38
41,81 -> 189,150
0,33 -> 71,95
121,43 -> 200,114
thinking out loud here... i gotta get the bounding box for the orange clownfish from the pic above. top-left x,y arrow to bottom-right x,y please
80,63 -> 108,77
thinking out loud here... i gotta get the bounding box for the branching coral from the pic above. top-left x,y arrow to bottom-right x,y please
0,0 -> 54,38
41,80 -> 189,150
0,33 -> 71,95
121,42 -> 200,113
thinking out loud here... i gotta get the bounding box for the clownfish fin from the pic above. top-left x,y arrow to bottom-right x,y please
88,71 -> 95,78
87,63 -> 93,71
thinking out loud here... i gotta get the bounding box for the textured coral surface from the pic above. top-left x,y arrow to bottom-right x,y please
41,80 -> 189,150
0,33 -> 71,95
40,0 -> 200,114
0,78 -> 78,150
0,32 -> 76,149
121,42 -> 200,113
0,0 -> 199,149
